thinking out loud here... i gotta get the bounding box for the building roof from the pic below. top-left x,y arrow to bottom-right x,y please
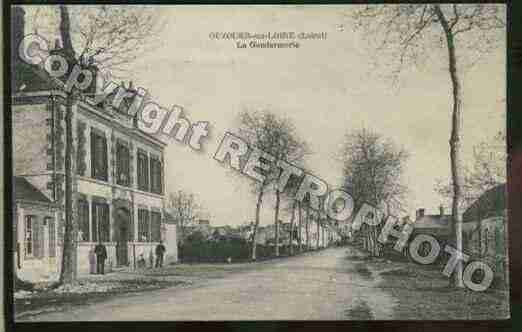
463,183 -> 506,223
414,214 -> 452,229
14,177 -> 52,204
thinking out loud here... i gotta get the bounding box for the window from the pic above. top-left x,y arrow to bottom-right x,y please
137,150 -> 149,191
138,209 -> 150,242
24,215 -> 35,258
116,142 -> 131,186
92,202 -> 110,242
150,157 -> 162,194
151,211 -> 162,242
91,129 -> 108,181
46,217 -> 56,257
78,199 -> 90,242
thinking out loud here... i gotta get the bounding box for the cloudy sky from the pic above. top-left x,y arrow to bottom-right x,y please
25,5 -> 506,227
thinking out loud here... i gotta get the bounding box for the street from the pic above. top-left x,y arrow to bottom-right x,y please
19,247 -> 397,321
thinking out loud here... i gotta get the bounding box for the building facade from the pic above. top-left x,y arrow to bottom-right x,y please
11,7 -> 176,280
13,88 -> 173,278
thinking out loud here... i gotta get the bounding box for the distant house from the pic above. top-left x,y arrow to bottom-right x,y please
462,184 -> 507,285
412,206 -> 452,240
262,221 -> 292,246
14,177 -> 60,281
210,225 -> 242,241
238,223 -> 267,244
255,226 -> 269,245
182,219 -> 213,241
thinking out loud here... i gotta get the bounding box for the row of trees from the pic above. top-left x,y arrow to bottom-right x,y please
236,110 -> 310,260
341,128 -> 409,257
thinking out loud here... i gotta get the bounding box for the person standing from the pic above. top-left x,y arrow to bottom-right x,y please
155,240 -> 166,268
94,241 -> 107,274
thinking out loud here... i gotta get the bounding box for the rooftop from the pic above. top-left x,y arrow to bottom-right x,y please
14,177 -> 53,204
463,183 -> 506,223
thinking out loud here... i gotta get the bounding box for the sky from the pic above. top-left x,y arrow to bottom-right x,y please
24,5 -> 506,227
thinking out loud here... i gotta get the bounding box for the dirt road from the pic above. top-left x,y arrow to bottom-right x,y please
20,247 -> 397,321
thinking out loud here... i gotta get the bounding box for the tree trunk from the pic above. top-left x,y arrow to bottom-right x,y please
434,5 -> 464,288
289,201 -> 296,256
251,184 -> 266,261
305,205 -> 310,250
59,93 -> 78,284
297,201 -> 302,252
315,216 -> 321,249
274,190 -> 281,257
58,5 -> 78,285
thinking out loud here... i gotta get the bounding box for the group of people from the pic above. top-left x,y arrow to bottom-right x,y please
89,241 -> 167,274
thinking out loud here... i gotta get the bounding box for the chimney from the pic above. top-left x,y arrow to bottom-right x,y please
416,208 -> 425,220
54,38 -> 62,50
439,205 -> 444,217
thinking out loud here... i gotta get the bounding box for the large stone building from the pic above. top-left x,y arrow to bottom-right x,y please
11,7 -> 176,281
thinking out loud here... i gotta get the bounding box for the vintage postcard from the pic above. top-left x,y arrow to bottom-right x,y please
8,4 -> 508,321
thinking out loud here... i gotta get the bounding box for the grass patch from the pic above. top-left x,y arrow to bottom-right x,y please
373,261 -> 510,319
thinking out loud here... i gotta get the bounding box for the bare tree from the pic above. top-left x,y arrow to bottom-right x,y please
237,109 -> 309,260
280,169 -> 304,256
288,200 -> 298,255
58,5 -> 79,286
436,131 -> 506,210
168,190 -> 201,246
341,128 -> 409,257
27,5 -> 165,77
271,119 -> 308,257
297,201 -> 303,252
305,203 -> 311,249
352,4 -> 505,287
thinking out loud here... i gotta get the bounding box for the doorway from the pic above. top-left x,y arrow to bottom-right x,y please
115,208 -> 130,266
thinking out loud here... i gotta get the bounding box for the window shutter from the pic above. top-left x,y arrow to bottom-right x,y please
159,160 -> 163,194
144,155 -> 149,191
124,147 -> 130,184
91,131 -> 96,178
92,204 -> 99,242
104,203 -> 110,241
151,212 -> 161,242
33,219 -> 42,258
48,218 -> 56,257
137,154 -> 142,189
102,136 -> 108,181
